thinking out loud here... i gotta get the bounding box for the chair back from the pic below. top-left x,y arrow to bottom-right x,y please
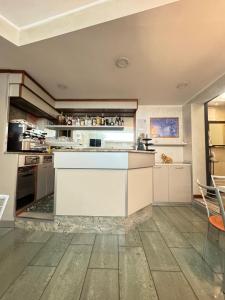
197,180 -> 225,226
211,175 -> 225,191
0,195 -> 9,220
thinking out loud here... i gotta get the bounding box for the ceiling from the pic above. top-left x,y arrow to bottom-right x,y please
0,0 -> 177,45
0,0 -> 97,27
208,94 -> 225,107
0,0 -> 225,105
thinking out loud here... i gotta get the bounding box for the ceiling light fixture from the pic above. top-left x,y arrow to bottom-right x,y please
57,83 -> 68,90
176,81 -> 189,89
115,57 -> 129,68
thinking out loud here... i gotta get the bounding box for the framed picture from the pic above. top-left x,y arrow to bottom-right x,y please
150,117 -> 179,138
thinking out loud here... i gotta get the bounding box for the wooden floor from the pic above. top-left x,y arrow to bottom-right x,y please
0,205 -> 225,300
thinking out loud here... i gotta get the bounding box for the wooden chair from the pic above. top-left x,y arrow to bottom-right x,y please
0,195 -> 9,220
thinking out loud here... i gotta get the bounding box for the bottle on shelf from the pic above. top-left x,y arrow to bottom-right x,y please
118,117 -> 122,126
105,118 -> 109,126
58,112 -> 65,125
121,119 -> 124,126
84,115 -> 88,126
87,116 -> 92,126
92,117 -> 97,126
80,117 -> 85,126
96,116 -> 101,126
75,117 -> 80,126
101,114 -> 105,126
110,117 -> 114,126
115,116 -> 119,126
67,116 -> 73,126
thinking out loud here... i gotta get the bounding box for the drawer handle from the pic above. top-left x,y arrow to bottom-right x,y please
175,166 -> 184,169
154,166 -> 162,168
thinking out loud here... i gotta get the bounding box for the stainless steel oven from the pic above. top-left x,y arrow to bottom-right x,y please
16,166 -> 36,210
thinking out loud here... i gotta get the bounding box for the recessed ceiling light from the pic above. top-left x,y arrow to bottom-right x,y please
115,57 -> 129,68
176,81 -> 190,89
57,83 -> 68,90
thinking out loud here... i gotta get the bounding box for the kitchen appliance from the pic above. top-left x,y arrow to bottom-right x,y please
142,138 -> 154,151
16,166 -> 36,210
7,120 -> 47,152
16,155 -> 40,210
89,139 -> 101,147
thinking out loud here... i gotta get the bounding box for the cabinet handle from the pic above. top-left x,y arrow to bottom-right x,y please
154,166 -> 162,169
175,166 -> 184,169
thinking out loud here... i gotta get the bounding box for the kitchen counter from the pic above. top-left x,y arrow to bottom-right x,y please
54,150 -> 155,217
53,148 -> 155,154
6,152 -> 51,155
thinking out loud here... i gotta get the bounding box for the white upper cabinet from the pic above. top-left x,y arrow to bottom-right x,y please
8,72 -> 58,119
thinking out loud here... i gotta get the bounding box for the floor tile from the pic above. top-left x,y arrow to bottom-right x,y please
140,231 -> 179,271
152,271 -> 197,300
171,247 -> 225,300
80,269 -> 119,300
0,242 -> 43,298
118,230 -> 142,247
1,266 -> 55,300
23,231 -> 53,243
183,232 -> 224,273
71,233 -> 96,245
119,246 -> 158,300
160,207 -> 200,233
174,206 -> 205,223
0,228 -> 12,238
89,235 -> 118,269
40,245 -> 92,300
152,209 -> 190,248
30,233 -> 73,266
137,218 -> 158,232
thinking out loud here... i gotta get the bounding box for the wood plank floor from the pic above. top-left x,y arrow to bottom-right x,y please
0,205 -> 225,300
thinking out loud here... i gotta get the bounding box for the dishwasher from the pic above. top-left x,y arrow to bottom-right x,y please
16,166 -> 36,210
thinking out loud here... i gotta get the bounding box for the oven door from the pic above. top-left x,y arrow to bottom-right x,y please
16,166 -> 35,210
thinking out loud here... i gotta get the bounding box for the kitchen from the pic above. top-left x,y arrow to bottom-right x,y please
1,2 -> 225,299
0,70 -> 192,231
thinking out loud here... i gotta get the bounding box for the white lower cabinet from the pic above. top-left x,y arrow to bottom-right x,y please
153,165 -> 169,202
36,163 -> 54,200
153,164 -> 192,203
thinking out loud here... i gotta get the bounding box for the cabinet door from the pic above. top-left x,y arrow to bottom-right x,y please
153,165 -> 169,203
36,164 -> 48,200
168,165 -> 192,203
46,164 -> 55,195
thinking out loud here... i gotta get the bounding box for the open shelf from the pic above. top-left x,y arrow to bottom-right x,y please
46,125 -> 124,131
152,143 -> 187,147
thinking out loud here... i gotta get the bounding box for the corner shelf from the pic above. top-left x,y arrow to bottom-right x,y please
46,125 -> 124,131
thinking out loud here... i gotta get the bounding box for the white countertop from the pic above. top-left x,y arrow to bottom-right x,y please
54,150 -> 155,170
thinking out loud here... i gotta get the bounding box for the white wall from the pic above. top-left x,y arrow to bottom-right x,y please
191,104 -> 206,194
136,105 -> 184,162
182,103 -> 192,163
0,74 -> 18,223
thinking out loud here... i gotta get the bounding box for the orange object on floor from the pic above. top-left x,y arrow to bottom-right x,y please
209,215 -> 225,231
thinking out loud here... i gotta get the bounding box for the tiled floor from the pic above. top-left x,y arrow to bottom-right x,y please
0,205 -> 225,300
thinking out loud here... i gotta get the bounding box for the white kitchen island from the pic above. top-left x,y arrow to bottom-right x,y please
54,150 -> 155,217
